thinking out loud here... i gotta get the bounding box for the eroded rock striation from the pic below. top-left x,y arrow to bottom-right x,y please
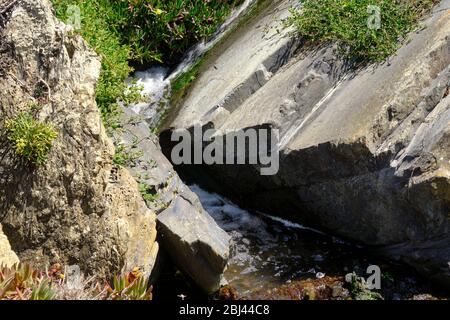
162,0 -> 450,286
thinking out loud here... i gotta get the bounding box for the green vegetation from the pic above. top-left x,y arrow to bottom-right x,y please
113,144 -> 143,167
171,59 -> 204,106
106,269 -> 152,300
346,273 -> 383,300
52,0 -> 134,128
5,113 -> 58,166
95,0 -> 243,65
139,183 -> 159,203
51,0 -> 241,128
287,0 -> 437,62
0,263 -> 152,300
0,264 -> 57,300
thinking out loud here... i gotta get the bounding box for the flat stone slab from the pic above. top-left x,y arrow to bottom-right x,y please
157,191 -> 231,293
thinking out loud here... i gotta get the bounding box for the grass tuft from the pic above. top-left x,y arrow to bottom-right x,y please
5,113 -> 58,166
286,0 -> 437,63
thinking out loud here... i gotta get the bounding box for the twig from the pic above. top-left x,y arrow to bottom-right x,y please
38,77 -> 52,102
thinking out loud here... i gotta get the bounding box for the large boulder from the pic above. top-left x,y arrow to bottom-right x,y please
0,0 -> 158,279
162,0 -> 450,285
157,190 -> 230,294
113,108 -> 230,293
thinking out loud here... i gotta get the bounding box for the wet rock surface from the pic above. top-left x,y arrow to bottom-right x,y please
183,185 -> 448,300
248,276 -> 351,300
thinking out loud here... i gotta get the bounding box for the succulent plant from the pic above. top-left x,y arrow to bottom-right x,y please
0,263 -> 55,300
106,268 -> 153,301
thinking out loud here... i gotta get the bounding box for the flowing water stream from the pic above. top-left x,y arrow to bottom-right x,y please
188,185 -> 443,299
127,0 -> 257,128
128,1 -> 447,300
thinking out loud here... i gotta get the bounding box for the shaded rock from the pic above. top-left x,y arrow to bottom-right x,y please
0,0 -> 157,279
157,194 -> 230,293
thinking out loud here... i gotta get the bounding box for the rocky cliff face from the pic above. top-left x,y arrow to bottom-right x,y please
162,0 -> 450,286
0,0 -> 158,279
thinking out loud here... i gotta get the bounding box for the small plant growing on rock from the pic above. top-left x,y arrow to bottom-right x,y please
5,112 -> 58,165
105,268 -> 152,300
0,263 -> 56,300
345,272 -> 383,300
286,0 -> 437,63
113,144 -> 143,167
139,183 -> 159,203
0,263 -> 153,300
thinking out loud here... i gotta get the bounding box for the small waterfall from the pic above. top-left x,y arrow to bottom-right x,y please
169,0 -> 256,80
127,65 -> 171,121
127,0 -> 257,127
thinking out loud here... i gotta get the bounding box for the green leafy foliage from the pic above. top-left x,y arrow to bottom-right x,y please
30,279 -> 57,300
51,0 -> 241,128
139,183 -> 159,203
113,144 -> 143,167
286,0 -> 437,63
0,264 -> 56,300
5,113 -> 58,166
52,0 -> 134,128
346,272 -> 383,300
100,0 -> 243,65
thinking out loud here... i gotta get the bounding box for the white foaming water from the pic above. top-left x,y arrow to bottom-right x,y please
260,213 -> 327,235
127,0 -> 257,124
127,66 -> 170,118
189,184 -> 277,279
188,184 -> 368,297
169,0 -> 256,80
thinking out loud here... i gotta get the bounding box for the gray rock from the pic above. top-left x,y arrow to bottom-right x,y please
157,192 -> 230,294
113,108 -> 231,293
163,0 -> 450,286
